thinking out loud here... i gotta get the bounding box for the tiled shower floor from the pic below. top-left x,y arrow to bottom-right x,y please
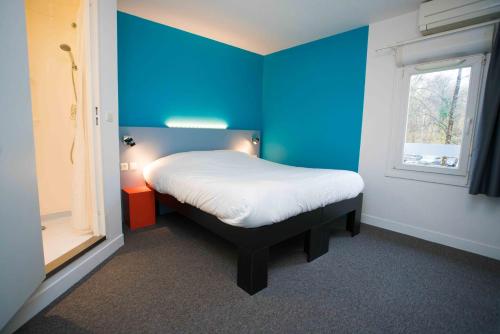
41,215 -> 93,264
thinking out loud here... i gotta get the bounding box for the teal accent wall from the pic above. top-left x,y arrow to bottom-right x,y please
117,12 -> 263,129
118,13 -> 368,171
262,27 -> 368,171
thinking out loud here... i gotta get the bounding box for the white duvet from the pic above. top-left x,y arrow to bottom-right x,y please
143,150 -> 364,228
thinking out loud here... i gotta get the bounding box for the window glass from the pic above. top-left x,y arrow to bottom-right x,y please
403,67 -> 471,169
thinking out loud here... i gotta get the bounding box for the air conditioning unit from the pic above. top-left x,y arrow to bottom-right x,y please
419,0 -> 500,35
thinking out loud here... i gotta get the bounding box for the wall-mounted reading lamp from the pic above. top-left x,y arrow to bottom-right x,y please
122,136 -> 136,147
251,135 -> 260,145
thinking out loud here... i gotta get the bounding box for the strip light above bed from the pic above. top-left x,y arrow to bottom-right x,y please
165,119 -> 228,129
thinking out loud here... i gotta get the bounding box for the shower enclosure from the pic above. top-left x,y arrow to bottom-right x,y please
25,0 -> 104,274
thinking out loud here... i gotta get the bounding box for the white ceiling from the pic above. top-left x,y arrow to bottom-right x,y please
118,0 -> 422,55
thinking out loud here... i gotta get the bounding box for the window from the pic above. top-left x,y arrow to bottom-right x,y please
388,54 -> 486,186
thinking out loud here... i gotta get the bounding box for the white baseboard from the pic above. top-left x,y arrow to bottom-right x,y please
3,234 -> 124,334
362,214 -> 500,261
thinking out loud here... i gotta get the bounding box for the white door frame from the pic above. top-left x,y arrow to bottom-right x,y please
87,0 -> 106,237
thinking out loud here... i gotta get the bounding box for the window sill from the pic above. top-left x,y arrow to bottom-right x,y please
385,166 -> 469,187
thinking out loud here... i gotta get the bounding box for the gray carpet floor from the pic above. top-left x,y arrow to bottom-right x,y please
17,214 -> 500,334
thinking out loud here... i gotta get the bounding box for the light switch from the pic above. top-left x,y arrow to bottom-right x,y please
105,112 -> 114,122
129,162 -> 138,170
120,162 -> 129,171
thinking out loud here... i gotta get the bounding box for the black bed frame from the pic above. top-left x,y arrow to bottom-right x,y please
153,190 -> 363,295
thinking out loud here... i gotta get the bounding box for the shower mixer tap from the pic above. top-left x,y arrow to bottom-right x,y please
70,104 -> 77,121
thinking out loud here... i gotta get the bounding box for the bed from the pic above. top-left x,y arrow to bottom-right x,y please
144,150 -> 364,295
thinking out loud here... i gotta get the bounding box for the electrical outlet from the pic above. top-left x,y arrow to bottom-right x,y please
129,162 -> 138,170
120,162 -> 129,171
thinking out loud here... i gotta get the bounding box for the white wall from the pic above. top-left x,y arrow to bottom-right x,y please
26,0 -> 80,215
2,0 -> 123,332
359,10 -> 500,260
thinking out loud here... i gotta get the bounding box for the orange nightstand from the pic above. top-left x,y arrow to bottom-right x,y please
122,186 -> 156,231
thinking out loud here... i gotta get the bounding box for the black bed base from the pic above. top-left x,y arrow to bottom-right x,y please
154,191 -> 363,295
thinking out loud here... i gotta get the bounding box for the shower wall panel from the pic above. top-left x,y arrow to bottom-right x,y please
26,0 -> 80,215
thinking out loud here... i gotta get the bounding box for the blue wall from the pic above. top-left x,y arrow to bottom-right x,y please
262,27 -> 368,171
117,12 -> 263,130
118,13 -> 368,171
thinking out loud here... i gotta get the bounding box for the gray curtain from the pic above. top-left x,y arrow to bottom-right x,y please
469,24 -> 500,197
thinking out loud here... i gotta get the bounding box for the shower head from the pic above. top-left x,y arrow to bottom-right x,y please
60,44 -> 71,52
60,44 -> 77,70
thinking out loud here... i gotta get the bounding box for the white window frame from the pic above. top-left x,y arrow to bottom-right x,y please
386,54 -> 487,187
